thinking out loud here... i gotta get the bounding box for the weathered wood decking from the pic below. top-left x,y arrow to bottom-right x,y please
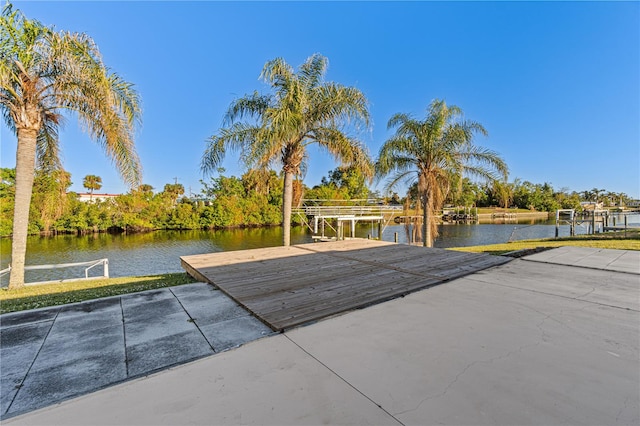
180,239 -> 510,331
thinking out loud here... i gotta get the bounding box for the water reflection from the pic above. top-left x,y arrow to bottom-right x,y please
0,227 -> 313,285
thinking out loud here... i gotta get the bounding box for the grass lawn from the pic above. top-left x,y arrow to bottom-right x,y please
0,273 -> 198,314
452,230 -> 640,255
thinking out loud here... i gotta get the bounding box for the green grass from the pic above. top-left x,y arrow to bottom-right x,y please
0,272 -> 198,314
451,230 -> 640,255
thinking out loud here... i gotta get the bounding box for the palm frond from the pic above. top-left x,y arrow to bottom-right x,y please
224,91 -> 271,126
382,169 -> 417,194
202,123 -> 262,175
298,53 -> 327,91
312,83 -> 370,131
36,111 -> 63,172
260,57 -> 294,89
311,127 -> 373,179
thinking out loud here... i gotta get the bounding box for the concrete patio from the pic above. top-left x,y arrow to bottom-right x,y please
0,283 -> 273,419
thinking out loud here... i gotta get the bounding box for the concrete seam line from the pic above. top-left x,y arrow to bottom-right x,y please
283,334 -> 406,426
5,307 -> 61,415
520,257 -> 640,277
464,276 -> 640,313
168,287 -> 216,352
119,297 -> 129,377
605,250 -> 628,269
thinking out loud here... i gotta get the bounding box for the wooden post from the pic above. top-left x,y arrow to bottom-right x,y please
378,221 -> 382,240
394,232 -> 398,243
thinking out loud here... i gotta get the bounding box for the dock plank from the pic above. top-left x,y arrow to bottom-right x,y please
181,239 -> 510,331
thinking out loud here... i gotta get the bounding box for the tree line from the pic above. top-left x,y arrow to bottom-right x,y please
1,166 -> 632,239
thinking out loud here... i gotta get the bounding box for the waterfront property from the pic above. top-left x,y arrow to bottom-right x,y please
181,239 -> 510,331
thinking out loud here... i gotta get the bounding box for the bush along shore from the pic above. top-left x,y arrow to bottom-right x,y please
1,166 -> 634,238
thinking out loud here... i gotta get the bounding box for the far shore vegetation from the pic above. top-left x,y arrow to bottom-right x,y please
1,166 -> 636,239
1,231 -> 637,314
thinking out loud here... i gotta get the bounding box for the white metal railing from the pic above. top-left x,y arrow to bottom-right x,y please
294,205 -> 403,217
0,258 -> 109,286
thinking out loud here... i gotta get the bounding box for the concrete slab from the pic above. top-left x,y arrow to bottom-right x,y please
4,336 -> 399,426
126,330 -> 213,377
199,316 -> 273,352
525,246 -> 640,274
0,306 -> 59,328
4,251 -> 638,425
0,283 -> 274,419
286,263 -> 639,425
469,259 -> 639,311
30,323 -> 124,370
0,321 -> 53,413
9,353 -> 127,415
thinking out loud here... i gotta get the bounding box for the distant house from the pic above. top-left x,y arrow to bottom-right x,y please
580,201 -> 604,211
75,192 -> 120,203
627,200 -> 640,208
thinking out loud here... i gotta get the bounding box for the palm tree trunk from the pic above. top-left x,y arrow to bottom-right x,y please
422,185 -> 436,248
282,171 -> 293,246
9,128 -> 38,289
422,192 -> 431,247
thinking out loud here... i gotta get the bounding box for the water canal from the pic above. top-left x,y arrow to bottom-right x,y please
1,214 -> 638,284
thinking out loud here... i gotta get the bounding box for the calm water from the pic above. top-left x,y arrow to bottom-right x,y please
2,214 -> 638,284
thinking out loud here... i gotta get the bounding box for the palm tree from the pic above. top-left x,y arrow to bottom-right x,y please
376,99 -> 508,247
492,179 -> 513,209
0,5 -> 141,288
589,188 -> 606,203
202,54 -> 372,246
83,174 -> 102,201
163,183 -> 184,205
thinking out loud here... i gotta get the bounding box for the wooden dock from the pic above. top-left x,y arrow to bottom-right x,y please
181,239 -> 510,331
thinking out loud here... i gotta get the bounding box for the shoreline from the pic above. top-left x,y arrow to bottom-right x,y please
476,211 -> 550,220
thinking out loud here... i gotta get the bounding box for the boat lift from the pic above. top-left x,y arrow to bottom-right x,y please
295,199 -> 402,241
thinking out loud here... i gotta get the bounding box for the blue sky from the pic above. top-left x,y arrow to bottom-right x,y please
1,1 -> 639,198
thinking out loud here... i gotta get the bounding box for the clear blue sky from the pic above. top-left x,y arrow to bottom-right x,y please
1,1 -> 638,198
